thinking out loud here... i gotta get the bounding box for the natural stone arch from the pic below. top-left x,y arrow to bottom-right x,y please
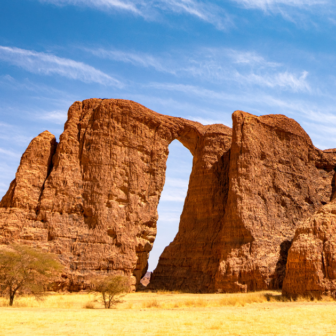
0,99 -> 232,290
150,125 -> 232,292
1,99 -> 336,294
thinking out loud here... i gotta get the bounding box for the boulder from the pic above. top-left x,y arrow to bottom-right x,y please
282,199 -> 336,298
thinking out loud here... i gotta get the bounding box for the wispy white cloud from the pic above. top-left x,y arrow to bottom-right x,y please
40,0 -> 141,13
227,50 -> 280,67
160,177 -> 189,202
0,46 -> 122,86
235,70 -> 310,91
38,0 -> 233,30
0,148 -> 21,159
37,110 -> 68,124
86,47 -> 310,92
232,0 -> 328,10
86,48 -> 174,74
231,0 -> 333,22
181,48 -> 310,91
156,0 -> 233,30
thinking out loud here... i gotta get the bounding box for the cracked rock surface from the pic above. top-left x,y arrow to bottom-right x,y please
1,99 -> 336,293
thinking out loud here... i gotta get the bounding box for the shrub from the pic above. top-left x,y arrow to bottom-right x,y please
92,275 -> 130,309
0,244 -> 63,306
143,299 -> 160,308
83,301 -> 95,309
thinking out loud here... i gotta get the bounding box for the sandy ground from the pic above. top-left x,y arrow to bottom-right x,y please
0,292 -> 335,336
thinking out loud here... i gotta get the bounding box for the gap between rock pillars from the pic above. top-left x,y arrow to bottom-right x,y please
142,140 -> 193,285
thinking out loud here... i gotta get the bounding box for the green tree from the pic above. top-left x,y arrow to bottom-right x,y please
93,275 -> 130,308
0,244 -> 63,306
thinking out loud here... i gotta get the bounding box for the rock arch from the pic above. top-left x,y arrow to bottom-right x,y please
1,99 -> 336,293
0,99 -> 232,290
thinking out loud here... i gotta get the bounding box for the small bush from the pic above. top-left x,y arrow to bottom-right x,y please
83,301 -> 95,309
92,275 -> 130,309
143,299 -> 160,308
217,292 -> 268,307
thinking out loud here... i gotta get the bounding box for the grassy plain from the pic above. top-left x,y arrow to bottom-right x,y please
0,291 -> 336,336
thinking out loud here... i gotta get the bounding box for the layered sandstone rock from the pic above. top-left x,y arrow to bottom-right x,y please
213,111 -> 336,292
149,124 -> 232,292
150,111 -> 336,292
0,131 -> 57,243
1,100 -> 336,293
0,99 -> 231,290
282,199 -> 336,298
0,131 -> 57,210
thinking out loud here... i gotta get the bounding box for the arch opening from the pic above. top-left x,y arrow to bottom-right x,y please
141,140 -> 193,285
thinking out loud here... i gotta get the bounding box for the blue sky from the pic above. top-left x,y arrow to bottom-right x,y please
1,0 -> 336,271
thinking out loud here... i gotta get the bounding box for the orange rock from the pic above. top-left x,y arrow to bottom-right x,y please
213,111 -> 336,292
151,111 -> 336,292
149,124 -> 232,292
0,130 -> 57,210
0,99 -> 231,290
1,100 -> 336,293
283,199 -> 336,298
0,131 -> 57,245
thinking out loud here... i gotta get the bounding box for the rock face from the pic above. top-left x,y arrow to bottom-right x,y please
1,99 -> 336,293
282,197 -> 336,298
213,112 -> 336,292
0,99 -> 231,290
150,111 -> 336,292
150,124 -> 232,292
140,272 -> 152,287
0,131 -> 57,243
0,131 -> 57,211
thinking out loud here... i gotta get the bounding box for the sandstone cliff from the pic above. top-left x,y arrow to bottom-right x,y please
150,111 -> 336,292
0,99 -> 231,290
149,124 -> 232,292
213,111 -> 336,292
282,197 -> 336,298
1,99 -> 336,293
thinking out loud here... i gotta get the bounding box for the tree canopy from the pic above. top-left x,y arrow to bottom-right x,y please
0,244 -> 63,306
93,275 -> 130,309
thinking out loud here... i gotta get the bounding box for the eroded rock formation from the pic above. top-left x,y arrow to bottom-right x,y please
0,99 -> 231,290
149,124 -> 232,292
282,195 -> 336,298
150,111 -> 336,292
1,99 -> 336,293
213,112 -> 336,292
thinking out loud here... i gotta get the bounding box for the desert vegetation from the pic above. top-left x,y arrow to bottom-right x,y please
0,245 -> 62,306
0,291 -> 336,335
91,275 -> 130,308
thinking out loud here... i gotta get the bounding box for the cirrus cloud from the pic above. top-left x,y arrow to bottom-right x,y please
37,0 -> 233,31
0,46 -> 122,86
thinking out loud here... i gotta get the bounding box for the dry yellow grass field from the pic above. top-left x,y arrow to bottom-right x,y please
0,291 -> 336,336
